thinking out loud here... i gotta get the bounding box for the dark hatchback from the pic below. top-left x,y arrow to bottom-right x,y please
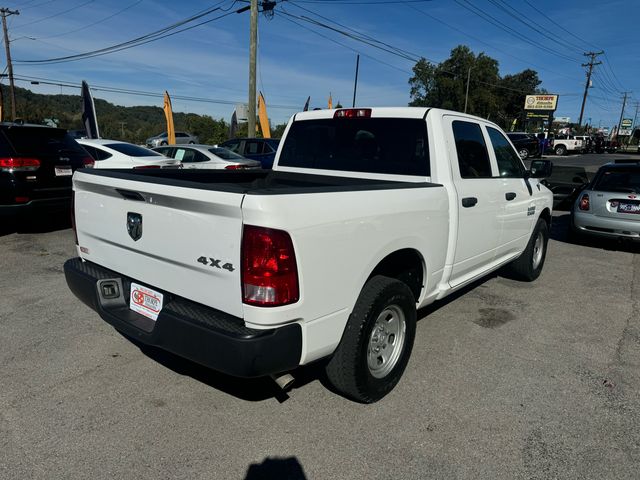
506,132 -> 540,160
0,123 -> 94,221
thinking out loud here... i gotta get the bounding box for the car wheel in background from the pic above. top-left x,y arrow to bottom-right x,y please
325,275 -> 417,403
518,148 -> 529,160
189,141 -> 195,144
160,141 -> 168,146
554,145 -> 567,156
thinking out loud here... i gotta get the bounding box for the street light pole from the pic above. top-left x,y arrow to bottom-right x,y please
247,0 -> 258,138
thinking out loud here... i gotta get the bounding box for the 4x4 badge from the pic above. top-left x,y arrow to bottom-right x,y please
127,212 -> 142,241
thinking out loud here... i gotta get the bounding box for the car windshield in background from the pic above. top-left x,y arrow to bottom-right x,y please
208,147 -> 245,160
279,118 -> 430,176
106,143 -> 162,157
593,168 -> 640,193
3,127 -> 85,155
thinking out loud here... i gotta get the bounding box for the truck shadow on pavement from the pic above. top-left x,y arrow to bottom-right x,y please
125,333 -> 326,403
0,213 -> 71,237
244,456 -> 308,480
550,213 -> 640,254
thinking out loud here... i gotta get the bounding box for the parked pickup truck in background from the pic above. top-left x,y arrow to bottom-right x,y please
553,134 -> 584,156
64,108 -> 553,403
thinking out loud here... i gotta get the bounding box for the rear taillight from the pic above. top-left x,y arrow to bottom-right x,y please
241,225 -> 299,307
579,193 -> 590,211
82,156 -> 95,168
225,164 -> 247,170
0,157 -> 41,172
334,108 -> 372,119
133,165 -> 161,169
71,190 -> 78,245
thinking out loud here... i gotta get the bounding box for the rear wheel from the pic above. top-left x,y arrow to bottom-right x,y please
325,276 -> 417,403
554,145 -> 566,156
160,141 -> 168,146
505,218 -> 549,281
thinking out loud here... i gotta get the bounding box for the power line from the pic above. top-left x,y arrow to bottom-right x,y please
453,0 -> 581,64
13,0 -> 95,30
403,2 -> 581,82
14,2 -> 241,64
35,0 -> 144,39
13,74 -> 302,110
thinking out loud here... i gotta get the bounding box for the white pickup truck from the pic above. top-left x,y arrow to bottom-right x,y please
65,108 -> 553,403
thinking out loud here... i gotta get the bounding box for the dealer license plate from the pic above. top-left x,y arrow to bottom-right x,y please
130,282 -> 164,321
54,166 -> 72,176
617,202 -> 640,214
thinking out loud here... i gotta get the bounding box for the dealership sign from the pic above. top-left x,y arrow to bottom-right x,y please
524,95 -> 559,111
621,118 -> 633,128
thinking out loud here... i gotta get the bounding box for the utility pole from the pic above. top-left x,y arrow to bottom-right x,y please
1,7 -> 19,121
616,91 -> 630,141
464,66 -> 471,113
352,54 -> 359,108
578,51 -> 603,127
247,0 -> 257,138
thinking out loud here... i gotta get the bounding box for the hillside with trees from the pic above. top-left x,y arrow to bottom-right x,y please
2,85 -> 232,145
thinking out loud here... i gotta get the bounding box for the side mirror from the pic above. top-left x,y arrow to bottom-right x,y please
530,159 -> 553,178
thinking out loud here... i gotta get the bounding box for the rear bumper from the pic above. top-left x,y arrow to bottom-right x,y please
572,211 -> 640,241
0,196 -> 71,219
64,257 -> 302,377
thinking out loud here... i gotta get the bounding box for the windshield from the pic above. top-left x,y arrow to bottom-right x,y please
105,143 -> 162,157
208,147 -> 246,160
279,118 -> 430,176
593,168 -> 640,193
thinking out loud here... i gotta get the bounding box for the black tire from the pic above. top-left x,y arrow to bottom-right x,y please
518,148 -> 529,160
325,275 -> 417,403
555,145 -> 566,156
160,141 -> 168,146
188,141 -> 196,144
506,218 -> 549,281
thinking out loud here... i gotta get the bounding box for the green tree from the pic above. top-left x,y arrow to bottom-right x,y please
409,45 -> 542,129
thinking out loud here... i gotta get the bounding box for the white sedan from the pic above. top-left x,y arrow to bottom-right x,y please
77,139 -> 180,169
152,145 -> 261,169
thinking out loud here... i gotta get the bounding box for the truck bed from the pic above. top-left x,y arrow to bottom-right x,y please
81,169 -> 440,195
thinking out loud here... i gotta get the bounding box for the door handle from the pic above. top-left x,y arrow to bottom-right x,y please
462,197 -> 478,208
505,192 -> 517,201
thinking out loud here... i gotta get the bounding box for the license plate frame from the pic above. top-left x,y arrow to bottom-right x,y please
54,166 -> 72,176
617,202 -> 640,214
129,282 -> 164,321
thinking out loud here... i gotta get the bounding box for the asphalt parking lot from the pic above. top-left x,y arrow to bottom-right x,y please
1,155 -> 639,479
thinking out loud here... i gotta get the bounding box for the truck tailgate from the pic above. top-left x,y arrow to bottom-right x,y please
73,171 -> 244,318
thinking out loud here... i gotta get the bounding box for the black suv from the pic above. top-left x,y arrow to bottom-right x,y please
219,138 -> 280,169
0,123 -> 94,221
506,132 -> 540,160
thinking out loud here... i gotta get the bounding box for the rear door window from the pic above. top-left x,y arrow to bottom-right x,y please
279,118 -> 429,176
451,121 -> 492,178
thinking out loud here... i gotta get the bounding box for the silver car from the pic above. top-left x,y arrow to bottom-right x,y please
145,131 -> 199,148
152,144 -> 261,169
571,160 -> 640,242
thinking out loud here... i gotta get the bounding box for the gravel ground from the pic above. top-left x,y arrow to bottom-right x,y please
0,211 -> 638,480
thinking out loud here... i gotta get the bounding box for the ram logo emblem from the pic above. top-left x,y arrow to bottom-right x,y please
127,212 -> 143,241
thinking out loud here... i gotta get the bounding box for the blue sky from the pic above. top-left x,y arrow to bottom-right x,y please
4,0 -> 638,128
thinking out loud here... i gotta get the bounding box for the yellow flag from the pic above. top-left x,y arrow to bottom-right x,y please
328,92 -> 333,109
163,91 -> 176,145
258,92 -> 271,138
